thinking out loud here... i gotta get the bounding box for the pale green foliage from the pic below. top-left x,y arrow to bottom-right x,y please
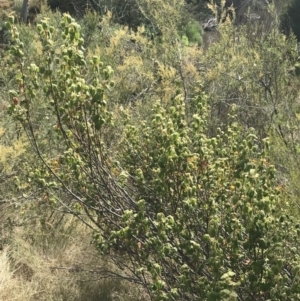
79,10 -> 203,106
201,14 -> 300,215
203,18 -> 299,140
121,95 -> 300,300
137,0 -> 184,37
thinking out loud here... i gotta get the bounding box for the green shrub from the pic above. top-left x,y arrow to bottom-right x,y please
5,14 -> 300,300
183,19 -> 203,45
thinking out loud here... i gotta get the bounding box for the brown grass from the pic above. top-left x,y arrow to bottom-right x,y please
0,211 -> 146,301
0,0 -> 14,9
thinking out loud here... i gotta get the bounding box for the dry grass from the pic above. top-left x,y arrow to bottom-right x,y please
0,247 -> 34,301
0,210 -> 146,301
0,0 -> 13,10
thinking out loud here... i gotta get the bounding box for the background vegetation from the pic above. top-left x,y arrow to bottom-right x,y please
1,0 -> 300,300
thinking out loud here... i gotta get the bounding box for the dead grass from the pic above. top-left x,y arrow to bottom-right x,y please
0,0 -> 14,10
0,247 -> 34,301
0,210 -> 147,301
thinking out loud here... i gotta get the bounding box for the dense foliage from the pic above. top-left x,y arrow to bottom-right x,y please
2,0 -> 300,300
2,7 -> 300,300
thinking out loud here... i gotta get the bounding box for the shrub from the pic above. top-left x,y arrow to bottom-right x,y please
183,19 -> 203,46
5,14 -> 300,300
